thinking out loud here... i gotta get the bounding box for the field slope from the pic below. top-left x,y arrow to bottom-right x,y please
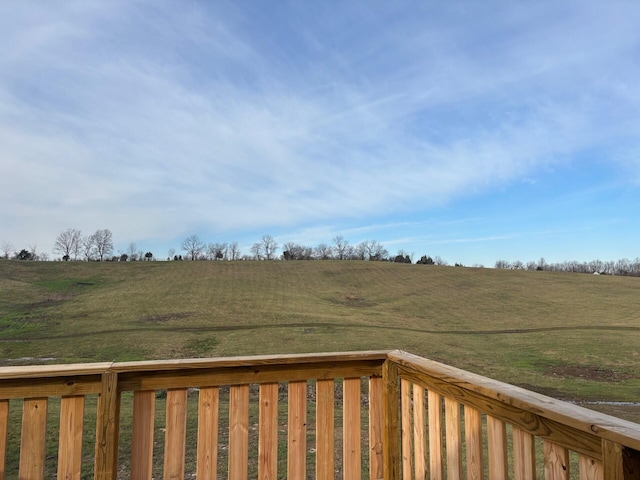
1,260 -> 639,413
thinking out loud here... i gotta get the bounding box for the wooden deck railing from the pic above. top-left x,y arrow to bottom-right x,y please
0,350 -> 639,479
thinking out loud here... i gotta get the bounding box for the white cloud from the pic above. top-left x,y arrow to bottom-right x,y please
1,1 -> 640,256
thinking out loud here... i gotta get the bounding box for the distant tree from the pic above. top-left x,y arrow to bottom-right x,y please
120,253 -> 129,262
228,242 -> 240,261
127,242 -> 138,261
250,242 -> 263,260
1,241 -> 13,259
182,235 -> 205,261
92,229 -> 114,261
332,236 -> 349,260
168,248 -> 176,260
82,235 -> 94,261
315,243 -> 332,260
207,242 -> 227,260
417,255 -> 435,265
433,256 -> 447,266
261,235 -> 278,260
144,251 -> 153,261
16,248 -> 33,260
494,260 -> 511,269
512,260 -> 524,270
53,229 -> 82,261
394,254 -> 411,264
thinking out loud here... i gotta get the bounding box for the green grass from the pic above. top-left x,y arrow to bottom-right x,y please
1,259 -> 639,419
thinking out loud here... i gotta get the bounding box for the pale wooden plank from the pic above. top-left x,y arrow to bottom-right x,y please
117,362 -> 383,393
445,397 -> 462,480
382,360 -> 400,480
19,397 -> 48,480
428,390 -> 444,480
464,405 -> 483,480
57,395 -> 85,480
112,350 -> 390,372
0,400 -> 8,480
413,385 -> 427,480
258,383 -> 278,480
288,380 -> 307,480
487,415 -> 508,479
163,388 -> 188,479
196,386 -> 219,480
94,372 -> 120,480
229,384 -> 249,480
544,440 -> 570,480
601,439 -> 623,480
513,426 -> 536,480
131,390 -> 155,480
316,379 -> 335,480
344,378 -> 362,480
369,376 -> 383,480
579,455 -> 603,480
401,378 -> 413,480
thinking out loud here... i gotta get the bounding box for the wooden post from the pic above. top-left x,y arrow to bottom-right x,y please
94,371 -> 120,480
258,383 -> 278,480
0,400 -> 8,480
316,379 -> 335,480
58,395 -> 85,480
131,391 -> 155,480
382,360 -> 400,480
19,398 -> 48,480
197,386 -> 220,480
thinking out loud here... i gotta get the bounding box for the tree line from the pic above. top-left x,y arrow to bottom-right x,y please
2,229 -> 640,277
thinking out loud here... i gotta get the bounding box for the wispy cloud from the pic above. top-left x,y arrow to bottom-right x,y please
1,1 -> 639,259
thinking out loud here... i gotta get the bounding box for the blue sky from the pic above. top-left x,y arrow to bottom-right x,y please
1,1 -> 639,265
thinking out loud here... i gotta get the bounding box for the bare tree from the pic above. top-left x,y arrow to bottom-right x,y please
182,235 -> 205,261
207,242 -> 227,260
168,248 -> 176,260
127,242 -> 138,261
250,242 -> 263,260
53,229 -> 82,261
332,236 -> 349,260
93,229 -> 114,261
315,243 -> 332,260
82,235 -> 95,261
228,242 -> 240,261
260,235 -> 278,260
1,241 -> 13,259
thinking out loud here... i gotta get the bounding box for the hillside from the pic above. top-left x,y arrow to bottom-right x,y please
1,260 -> 639,411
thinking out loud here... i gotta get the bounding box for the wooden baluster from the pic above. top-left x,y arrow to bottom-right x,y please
258,383 -> 278,480
369,376 -> 383,480
428,391 -> 444,480
579,454 -> 603,480
229,385 -> 249,480
287,381 -> 307,479
464,406 -> 483,480
401,379 -> 413,480
196,386 -> 219,480
344,378 -> 362,480
58,395 -> 85,480
0,400 -> 8,480
487,416 -> 508,479
19,397 -> 48,480
513,426 -> 535,480
544,440 -> 569,480
316,379 -> 335,480
445,397 -> 462,480
131,391 -> 155,480
164,389 -> 188,479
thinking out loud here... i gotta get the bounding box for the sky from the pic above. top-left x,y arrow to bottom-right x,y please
1,1 -> 639,266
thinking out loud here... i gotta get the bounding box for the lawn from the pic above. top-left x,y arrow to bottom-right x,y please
1,259 -> 639,420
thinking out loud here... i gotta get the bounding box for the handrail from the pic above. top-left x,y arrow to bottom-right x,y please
386,350 -> 640,480
0,350 -> 639,479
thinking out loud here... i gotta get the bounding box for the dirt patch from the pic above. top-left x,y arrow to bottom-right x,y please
138,312 -> 195,323
542,364 -> 636,382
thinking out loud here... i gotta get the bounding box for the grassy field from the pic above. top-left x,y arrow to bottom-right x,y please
1,259 -> 639,420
